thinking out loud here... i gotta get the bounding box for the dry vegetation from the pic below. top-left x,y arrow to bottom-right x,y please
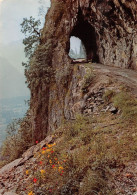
9,89 -> 136,194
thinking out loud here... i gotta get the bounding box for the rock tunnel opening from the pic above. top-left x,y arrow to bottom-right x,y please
70,10 -> 99,63
69,36 -> 86,60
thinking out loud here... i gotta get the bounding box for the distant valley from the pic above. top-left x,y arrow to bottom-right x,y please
0,55 -> 30,146
0,96 -> 29,146
0,56 -> 29,99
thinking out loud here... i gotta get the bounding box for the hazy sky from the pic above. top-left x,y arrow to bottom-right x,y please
0,0 -> 51,74
0,0 -> 80,72
0,0 -> 80,100
0,0 -> 51,99
0,0 -> 50,44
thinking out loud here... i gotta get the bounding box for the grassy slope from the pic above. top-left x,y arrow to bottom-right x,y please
17,90 -> 137,195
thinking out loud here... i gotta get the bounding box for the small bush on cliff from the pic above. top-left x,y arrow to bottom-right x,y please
21,16 -> 41,60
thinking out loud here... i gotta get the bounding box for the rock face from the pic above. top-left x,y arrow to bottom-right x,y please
27,0 -> 137,141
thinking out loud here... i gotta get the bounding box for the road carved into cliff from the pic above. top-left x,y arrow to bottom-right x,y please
91,63 -> 137,96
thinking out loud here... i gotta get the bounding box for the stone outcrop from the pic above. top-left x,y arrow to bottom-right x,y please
27,0 -> 137,141
0,136 -> 53,194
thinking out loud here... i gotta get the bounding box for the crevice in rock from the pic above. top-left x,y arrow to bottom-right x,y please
118,0 -> 134,20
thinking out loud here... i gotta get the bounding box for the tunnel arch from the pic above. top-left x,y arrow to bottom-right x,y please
70,10 -> 99,62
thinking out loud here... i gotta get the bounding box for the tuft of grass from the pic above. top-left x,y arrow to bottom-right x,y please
79,169 -> 115,195
82,66 -> 95,93
103,90 -> 115,102
63,115 -> 92,141
112,91 -> 137,123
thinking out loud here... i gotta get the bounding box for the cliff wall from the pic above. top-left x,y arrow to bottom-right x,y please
27,0 -> 137,141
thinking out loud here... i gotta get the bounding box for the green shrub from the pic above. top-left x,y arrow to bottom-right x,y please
113,92 -> 137,123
